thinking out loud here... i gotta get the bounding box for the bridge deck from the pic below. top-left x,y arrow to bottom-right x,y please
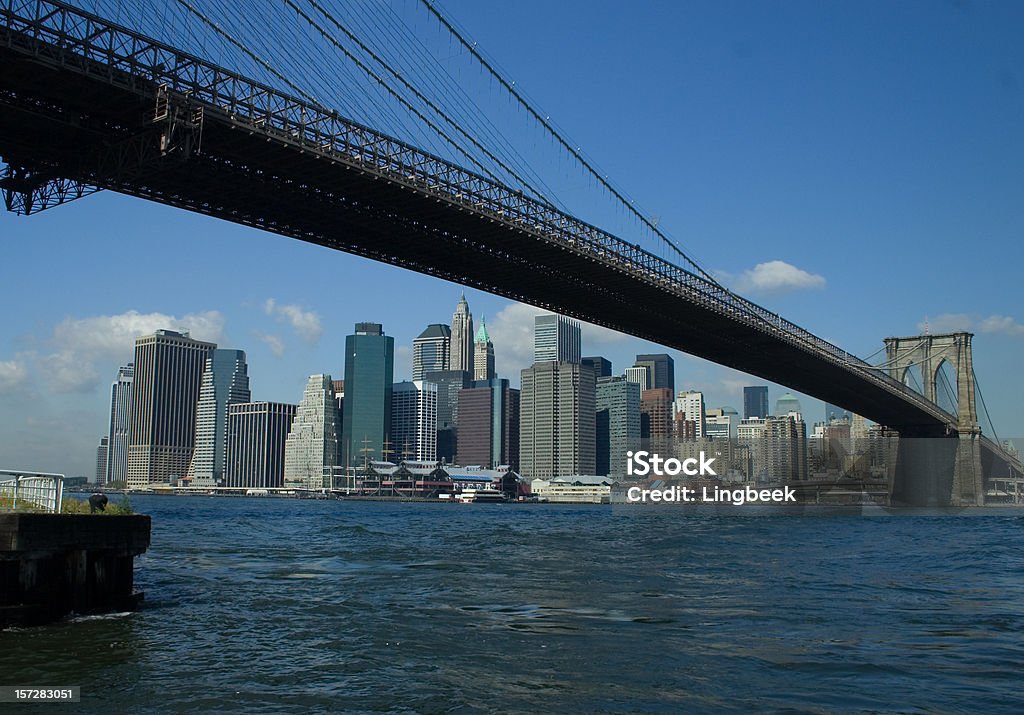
0,0 -> 1015,466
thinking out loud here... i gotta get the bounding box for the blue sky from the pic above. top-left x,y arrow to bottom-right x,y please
1,0 -> 1022,477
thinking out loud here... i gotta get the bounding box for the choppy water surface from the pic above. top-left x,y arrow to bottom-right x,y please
3,497 -> 1024,713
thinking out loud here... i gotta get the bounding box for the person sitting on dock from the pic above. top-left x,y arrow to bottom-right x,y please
88,493 -> 109,513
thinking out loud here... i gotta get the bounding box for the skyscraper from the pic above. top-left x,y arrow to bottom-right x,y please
105,363 -> 134,486
425,369 -> 471,463
342,322 -> 395,469
391,380 -> 438,462
825,403 -> 852,424
640,388 -> 674,442
633,354 -> 675,393
473,317 -> 495,382
95,436 -> 108,485
284,374 -> 339,490
449,294 -> 474,374
775,393 -> 802,417
624,366 -> 651,390
534,314 -> 581,364
519,361 -> 595,479
744,386 -> 769,419
675,390 -> 706,439
225,402 -> 297,489
456,378 -> 520,470
581,356 -> 612,378
127,329 -> 215,488
596,375 -> 640,478
412,324 -> 451,381
187,349 -> 250,487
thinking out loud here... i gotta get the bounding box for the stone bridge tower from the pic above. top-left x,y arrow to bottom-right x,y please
883,332 -> 983,506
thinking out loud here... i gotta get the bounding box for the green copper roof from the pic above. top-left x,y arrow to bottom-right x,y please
474,317 -> 491,344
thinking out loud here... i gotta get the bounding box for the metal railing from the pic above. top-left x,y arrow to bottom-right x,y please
0,470 -> 65,513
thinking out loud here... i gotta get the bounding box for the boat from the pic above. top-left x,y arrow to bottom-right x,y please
457,488 -> 506,503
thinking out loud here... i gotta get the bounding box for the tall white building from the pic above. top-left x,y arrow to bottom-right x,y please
473,318 -> 495,381
449,294 -> 474,374
624,366 -> 650,390
519,361 -> 595,479
534,314 -> 581,364
284,374 -> 339,490
187,349 -> 250,487
675,390 -> 706,439
390,380 -> 438,462
105,363 -> 134,486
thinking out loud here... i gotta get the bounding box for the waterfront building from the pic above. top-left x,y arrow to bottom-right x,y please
633,354 -> 674,392
449,294 -> 474,374
284,374 -> 339,490
391,380 -> 438,462
596,375 -> 640,478
456,378 -> 520,470
127,329 -> 215,488
412,324 -> 451,381
743,386 -> 769,419
765,413 -> 808,482
105,363 -> 134,486
425,369 -> 471,463
225,402 -> 297,488
581,356 -> 612,378
95,437 -> 108,485
341,322 -> 395,470
530,475 -> 615,504
187,349 -> 250,487
534,314 -> 581,364
472,318 -> 496,382
624,366 -> 650,390
519,361 -> 595,479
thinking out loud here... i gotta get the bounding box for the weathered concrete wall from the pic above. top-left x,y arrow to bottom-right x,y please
0,514 -> 150,626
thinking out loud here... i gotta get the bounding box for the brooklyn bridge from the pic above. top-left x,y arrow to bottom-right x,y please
0,0 -> 1019,504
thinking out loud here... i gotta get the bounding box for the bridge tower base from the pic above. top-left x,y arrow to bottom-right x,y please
884,332 -> 984,506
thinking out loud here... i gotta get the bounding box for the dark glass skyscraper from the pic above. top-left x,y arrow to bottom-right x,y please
744,386 -> 769,419
582,356 -> 612,378
342,323 -> 394,469
633,354 -> 674,392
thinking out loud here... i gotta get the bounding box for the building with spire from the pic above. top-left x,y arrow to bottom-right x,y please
284,374 -> 339,490
449,293 -> 474,374
412,323 -> 451,381
473,317 -> 495,381
187,349 -> 251,487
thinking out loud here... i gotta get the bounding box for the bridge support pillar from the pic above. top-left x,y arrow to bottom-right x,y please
951,430 -> 985,507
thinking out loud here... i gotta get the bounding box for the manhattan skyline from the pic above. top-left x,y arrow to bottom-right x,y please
1,1 -> 1022,478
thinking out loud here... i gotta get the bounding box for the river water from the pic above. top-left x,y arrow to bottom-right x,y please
3,496 -> 1024,713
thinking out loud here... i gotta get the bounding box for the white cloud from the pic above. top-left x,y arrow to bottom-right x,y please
264,298 -> 322,344
978,315 -> 1024,337
733,260 -> 826,294
0,360 -> 28,394
918,313 -> 972,334
918,313 -> 1024,338
40,309 -> 226,393
487,302 -> 629,379
255,332 -> 285,358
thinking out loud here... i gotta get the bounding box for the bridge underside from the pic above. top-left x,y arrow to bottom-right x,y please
0,42 -> 965,445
